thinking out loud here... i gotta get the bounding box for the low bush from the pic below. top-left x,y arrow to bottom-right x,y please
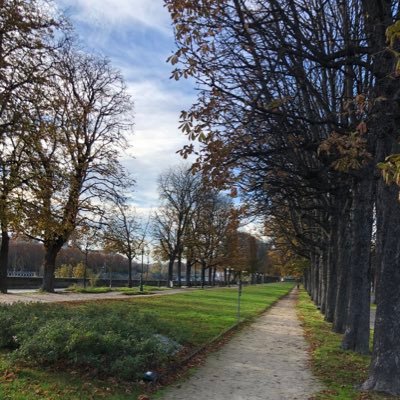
0,303 -> 181,380
65,286 -> 112,294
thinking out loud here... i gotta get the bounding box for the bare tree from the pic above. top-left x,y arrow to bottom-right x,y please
190,190 -> 233,286
103,199 -> 147,288
70,221 -> 103,288
153,165 -> 201,287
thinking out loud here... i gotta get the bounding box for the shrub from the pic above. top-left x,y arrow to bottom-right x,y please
0,303 -> 181,380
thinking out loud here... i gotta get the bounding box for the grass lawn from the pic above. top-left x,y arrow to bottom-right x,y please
0,282 -> 293,400
297,289 -> 398,400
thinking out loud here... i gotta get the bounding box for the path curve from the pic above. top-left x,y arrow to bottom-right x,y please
160,289 -> 323,400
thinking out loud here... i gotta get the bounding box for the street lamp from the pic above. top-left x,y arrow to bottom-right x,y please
237,279 -> 242,322
140,247 -> 144,292
139,244 -> 150,292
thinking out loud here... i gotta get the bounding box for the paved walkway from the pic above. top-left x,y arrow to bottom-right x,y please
160,289 -> 323,400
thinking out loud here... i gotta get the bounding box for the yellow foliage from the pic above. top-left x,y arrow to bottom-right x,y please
55,264 -> 73,278
72,262 -> 86,278
318,131 -> 372,172
386,20 -> 400,48
378,154 -> 400,185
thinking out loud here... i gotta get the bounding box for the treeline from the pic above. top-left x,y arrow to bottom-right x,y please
152,165 -> 271,287
166,0 -> 400,395
7,240 -> 130,276
7,235 -> 272,284
0,0 -> 133,292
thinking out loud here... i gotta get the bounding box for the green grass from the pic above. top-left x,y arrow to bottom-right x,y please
297,289 -> 397,400
133,282 -> 294,345
0,353 -> 136,400
0,283 -> 293,399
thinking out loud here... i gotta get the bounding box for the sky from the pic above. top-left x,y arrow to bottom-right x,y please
54,0 -> 197,214
52,0 -> 264,239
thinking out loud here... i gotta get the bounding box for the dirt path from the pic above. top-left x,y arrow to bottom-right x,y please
0,288 -> 202,305
160,289 -> 323,400
0,286 -> 243,305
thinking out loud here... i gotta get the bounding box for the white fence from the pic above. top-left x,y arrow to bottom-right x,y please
7,271 -> 37,277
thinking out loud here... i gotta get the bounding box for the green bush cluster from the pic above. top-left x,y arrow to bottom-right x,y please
0,303 -> 181,380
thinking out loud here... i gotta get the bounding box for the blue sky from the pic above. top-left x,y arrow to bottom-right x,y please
54,0 -> 196,213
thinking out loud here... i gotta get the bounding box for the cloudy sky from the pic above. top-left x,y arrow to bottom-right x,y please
54,0 -> 196,212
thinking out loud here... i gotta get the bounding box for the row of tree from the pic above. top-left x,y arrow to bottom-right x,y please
0,0 -> 134,292
152,165 -> 271,286
6,239 -> 130,275
0,0 -> 275,294
165,0 -> 400,395
153,166 -> 268,286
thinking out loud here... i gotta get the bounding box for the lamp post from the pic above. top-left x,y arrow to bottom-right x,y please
109,261 -> 112,289
83,245 -> 88,289
140,247 -> 144,292
237,279 -> 242,322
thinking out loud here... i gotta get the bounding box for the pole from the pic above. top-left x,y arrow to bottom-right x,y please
84,247 -> 88,289
140,248 -> 144,292
237,279 -> 242,322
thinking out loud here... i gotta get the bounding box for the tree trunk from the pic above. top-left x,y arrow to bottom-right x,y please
333,209 -> 351,333
325,215 -> 338,322
177,254 -> 182,287
186,260 -> 192,287
0,231 -> 9,294
42,242 -> 63,292
320,252 -> 327,314
167,257 -> 174,287
303,267 -> 309,292
208,266 -> 212,284
309,258 -> 314,298
128,256 -> 133,288
212,267 -> 217,285
342,175 -> 373,354
362,144 -> 400,394
312,255 -> 320,305
201,262 -> 206,288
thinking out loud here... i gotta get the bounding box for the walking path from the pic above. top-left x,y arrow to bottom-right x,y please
0,287 -> 201,304
160,289 -> 323,400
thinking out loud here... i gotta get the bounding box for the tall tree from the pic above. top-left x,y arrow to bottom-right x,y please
103,200 -> 146,288
191,189 -> 233,286
0,0 -> 66,293
22,45 -> 133,292
153,165 -> 201,286
166,0 -> 400,394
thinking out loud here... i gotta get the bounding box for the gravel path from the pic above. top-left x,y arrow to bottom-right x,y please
160,289 -> 323,400
0,288 -> 198,304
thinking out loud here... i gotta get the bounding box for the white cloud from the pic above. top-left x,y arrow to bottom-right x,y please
121,79 -> 196,211
54,0 -> 198,214
57,0 -> 172,34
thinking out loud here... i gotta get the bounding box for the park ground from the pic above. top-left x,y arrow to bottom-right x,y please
0,283 -> 398,399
